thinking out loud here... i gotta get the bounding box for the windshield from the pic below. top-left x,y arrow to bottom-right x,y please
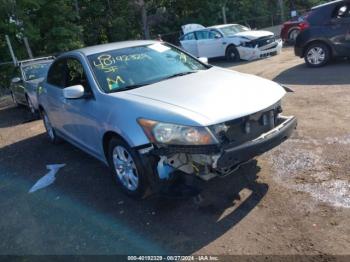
220,25 -> 250,37
22,62 -> 51,81
88,43 -> 208,93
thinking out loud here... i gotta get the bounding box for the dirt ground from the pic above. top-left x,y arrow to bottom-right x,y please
0,48 -> 350,257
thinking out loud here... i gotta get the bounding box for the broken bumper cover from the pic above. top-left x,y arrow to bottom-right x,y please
216,116 -> 297,169
152,116 -> 296,164
239,39 -> 283,61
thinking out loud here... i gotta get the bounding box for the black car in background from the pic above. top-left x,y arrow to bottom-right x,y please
295,0 -> 350,67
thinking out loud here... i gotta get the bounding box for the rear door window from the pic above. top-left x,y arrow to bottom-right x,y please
183,32 -> 196,41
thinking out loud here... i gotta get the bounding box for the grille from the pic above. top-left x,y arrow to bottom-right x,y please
213,105 -> 282,147
245,36 -> 276,48
256,36 -> 276,47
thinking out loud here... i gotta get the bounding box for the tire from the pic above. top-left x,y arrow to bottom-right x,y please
288,29 -> 300,44
11,92 -> 19,107
42,110 -> 61,144
225,45 -> 240,62
26,95 -> 39,118
107,137 -> 150,199
304,42 -> 331,68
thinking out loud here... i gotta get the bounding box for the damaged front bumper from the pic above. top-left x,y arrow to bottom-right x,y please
216,116 -> 296,170
144,115 -> 297,180
238,38 -> 283,61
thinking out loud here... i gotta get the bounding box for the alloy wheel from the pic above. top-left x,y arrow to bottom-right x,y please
11,92 -> 18,105
289,29 -> 299,42
228,51 -> 236,59
306,47 -> 326,65
113,145 -> 139,191
27,97 -> 35,114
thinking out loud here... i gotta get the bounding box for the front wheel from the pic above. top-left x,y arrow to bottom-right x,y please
304,43 -> 330,67
225,46 -> 240,62
107,137 -> 150,198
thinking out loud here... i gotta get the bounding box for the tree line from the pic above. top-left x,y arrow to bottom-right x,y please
0,0 -> 325,90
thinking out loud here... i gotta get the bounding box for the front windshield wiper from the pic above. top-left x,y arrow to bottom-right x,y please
109,71 -> 199,93
111,83 -> 150,93
161,71 -> 198,81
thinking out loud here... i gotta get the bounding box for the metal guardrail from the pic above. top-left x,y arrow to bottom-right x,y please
18,56 -> 55,65
0,61 -> 14,66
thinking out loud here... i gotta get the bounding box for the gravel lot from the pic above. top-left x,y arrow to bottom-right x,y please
0,47 -> 349,256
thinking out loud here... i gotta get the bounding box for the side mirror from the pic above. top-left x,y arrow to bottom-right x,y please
12,77 -> 22,83
214,35 -> 222,39
63,85 -> 85,99
198,57 -> 208,64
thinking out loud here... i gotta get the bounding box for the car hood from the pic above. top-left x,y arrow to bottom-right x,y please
233,30 -> 274,40
125,67 -> 286,126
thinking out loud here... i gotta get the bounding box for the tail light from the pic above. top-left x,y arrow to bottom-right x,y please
299,21 -> 310,31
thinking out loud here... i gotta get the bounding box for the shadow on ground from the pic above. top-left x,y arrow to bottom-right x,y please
210,58 -> 249,69
0,104 -> 36,128
273,60 -> 350,86
0,107 -> 268,255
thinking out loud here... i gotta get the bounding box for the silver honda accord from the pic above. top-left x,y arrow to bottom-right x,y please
38,40 -> 297,198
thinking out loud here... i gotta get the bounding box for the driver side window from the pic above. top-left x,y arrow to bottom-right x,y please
47,59 -> 66,88
333,4 -> 350,19
209,30 -> 222,39
65,58 -> 91,93
196,30 -> 210,40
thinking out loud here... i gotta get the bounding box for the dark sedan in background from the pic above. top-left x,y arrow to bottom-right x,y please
294,0 -> 350,67
10,57 -> 54,114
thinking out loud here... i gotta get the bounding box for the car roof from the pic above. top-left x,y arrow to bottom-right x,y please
312,0 -> 345,10
69,40 -> 158,56
209,24 -> 240,29
19,57 -> 54,67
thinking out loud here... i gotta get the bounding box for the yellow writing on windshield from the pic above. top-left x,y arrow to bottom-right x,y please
92,53 -> 151,73
93,54 -> 119,73
107,76 -> 125,90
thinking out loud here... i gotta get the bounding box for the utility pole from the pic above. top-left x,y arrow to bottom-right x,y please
74,0 -> 80,19
278,0 -> 285,22
23,37 -> 33,59
222,3 -> 227,24
5,35 -> 17,66
135,0 -> 150,39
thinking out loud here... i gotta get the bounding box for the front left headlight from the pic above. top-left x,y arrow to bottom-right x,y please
138,118 -> 219,146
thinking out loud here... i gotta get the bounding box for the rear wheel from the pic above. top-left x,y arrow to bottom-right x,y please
304,43 -> 330,67
288,29 -> 300,44
11,92 -> 19,107
42,110 -> 61,144
107,137 -> 150,199
225,45 -> 240,62
26,95 -> 39,118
